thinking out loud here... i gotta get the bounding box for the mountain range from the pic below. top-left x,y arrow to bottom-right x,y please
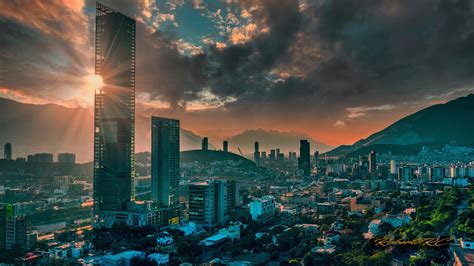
226,129 -> 333,155
0,97 -> 332,162
326,94 -> 474,157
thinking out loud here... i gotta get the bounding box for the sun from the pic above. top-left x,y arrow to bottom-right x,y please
86,74 -> 104,91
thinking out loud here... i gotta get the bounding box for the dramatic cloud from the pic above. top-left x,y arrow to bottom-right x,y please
1,0 -> 474,146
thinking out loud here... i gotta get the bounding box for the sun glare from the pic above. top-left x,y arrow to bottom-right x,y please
86,74 -> 104,91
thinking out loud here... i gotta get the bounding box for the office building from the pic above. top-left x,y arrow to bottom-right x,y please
28,153 -> 53,163
226,180 -> 239,209
202,137 -> 209,151
429,166 -> 446,181
0,205 -> 5,249
188,180 -> 233,227
249,196 -> 276,222
270,149 -> 276,160
298,140 -> 311,176
151,117 -> 180,210
313,151 -> 319,167
4,143 -> 12,160
398,166 -> 415,182
1,204 -> 26,249
254,141 -> 260,167
223,141 -> 228,152
368,150 -> 376,174
390,160 -> 397,175
6,216 -> 26,249
58,153 -> 76,175
93,3 -> 136,213
94,201 -> 176,228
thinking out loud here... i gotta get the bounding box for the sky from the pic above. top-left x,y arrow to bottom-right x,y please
1,0 -> 474,147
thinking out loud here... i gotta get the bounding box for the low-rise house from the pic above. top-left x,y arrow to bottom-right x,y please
156,232 -> 174,246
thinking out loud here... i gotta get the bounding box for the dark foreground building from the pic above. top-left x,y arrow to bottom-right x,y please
93,3 -> 136,213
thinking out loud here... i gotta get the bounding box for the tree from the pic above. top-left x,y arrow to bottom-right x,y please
303,253 -> 316,266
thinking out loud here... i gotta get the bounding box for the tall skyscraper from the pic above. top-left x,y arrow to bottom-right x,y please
3,143 -> 12,160
390,160 -> 396,175
202,137 -> 209,151
313,151 -> 319,167
151,117 -> 180,208
94,3 -> 136,212
223,141 -> 228,152
0,204 -> 26,250
254,141 -> 260,166
369,150 -> 376,174
298,140 -> 311,176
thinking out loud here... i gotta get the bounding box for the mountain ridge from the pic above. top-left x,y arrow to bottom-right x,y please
0,97 -> 332,161
326,94 -> 474,156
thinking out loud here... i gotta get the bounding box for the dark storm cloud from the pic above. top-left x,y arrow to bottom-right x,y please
136,27 -> 208,107
2,0 -> 474,129
205,0 -> 303,98
207,0 -> 474,123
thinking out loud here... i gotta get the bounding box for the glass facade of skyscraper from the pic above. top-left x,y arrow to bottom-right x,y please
94,3 -> 136,212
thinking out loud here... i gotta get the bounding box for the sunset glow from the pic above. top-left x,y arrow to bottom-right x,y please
86,74 -> 104,92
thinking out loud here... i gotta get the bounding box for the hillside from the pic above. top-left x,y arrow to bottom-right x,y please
0,98 -> 205,162
327,94 -> 474,157
181,150 -> 256,168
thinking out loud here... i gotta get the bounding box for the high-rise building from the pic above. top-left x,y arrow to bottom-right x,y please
313,151 -> 319,167
58,153 -> 76,175
94,3 -> 136,213
254,141 -> 260,167
6,216 -> 26,249
398,166 -> 414,182
188,180 -> 234,227
0,205 -> 5,249
369,150 -> 376,174
223,141 -> 228,152
390,160 -> 397,175
298,140 -> 311,176
4,143 -> 12,160
0,204 -> 26,250
151,117 -> 180,209
269,149 -> 276,160
429,166 -> 445,181
226,180 -> 239,209
28,153 -> 53,163
58,153 -> 76,164
202,137 -> 209,151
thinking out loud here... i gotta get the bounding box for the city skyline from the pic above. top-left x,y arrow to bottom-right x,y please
1,1 -> 473,265
2,0 -> 474,147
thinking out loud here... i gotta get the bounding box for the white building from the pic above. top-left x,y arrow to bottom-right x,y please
156,232 -> 174,246
460,239 -> 474,250
249,196 -> 276,222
